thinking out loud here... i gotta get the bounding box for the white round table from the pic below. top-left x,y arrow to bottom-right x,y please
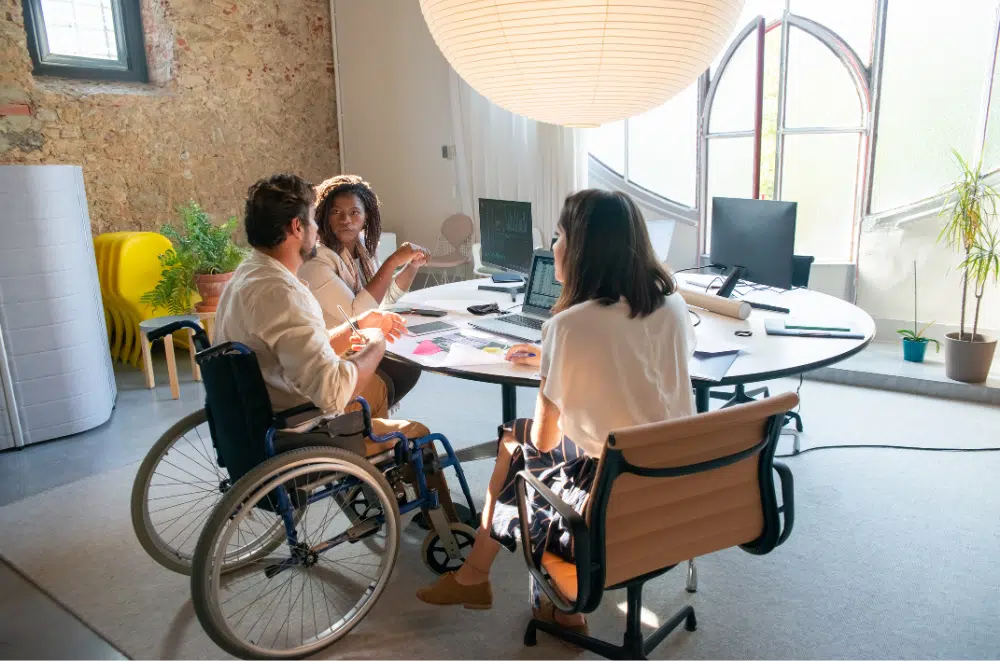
388,277 -> 875,420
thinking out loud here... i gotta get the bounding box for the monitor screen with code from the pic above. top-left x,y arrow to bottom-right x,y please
479,198 -> 533,274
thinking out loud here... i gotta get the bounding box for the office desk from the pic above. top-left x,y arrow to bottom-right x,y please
388,277 -> 874,424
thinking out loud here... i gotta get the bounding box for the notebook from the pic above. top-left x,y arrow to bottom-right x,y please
764,319 -> 864,339
689,352 -> 739,382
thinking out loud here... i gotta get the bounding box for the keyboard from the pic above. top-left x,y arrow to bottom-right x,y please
468,313 -> 545,342
497,314 -> 543,330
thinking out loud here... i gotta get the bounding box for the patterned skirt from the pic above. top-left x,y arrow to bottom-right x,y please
489,418 -> 597,604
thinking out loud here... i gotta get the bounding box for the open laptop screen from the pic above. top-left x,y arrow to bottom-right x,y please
523,252 -> 562,314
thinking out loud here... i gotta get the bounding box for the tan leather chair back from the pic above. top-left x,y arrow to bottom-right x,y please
595,393 -> 798,588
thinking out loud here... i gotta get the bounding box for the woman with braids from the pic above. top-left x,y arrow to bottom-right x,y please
300,174 -> 431,408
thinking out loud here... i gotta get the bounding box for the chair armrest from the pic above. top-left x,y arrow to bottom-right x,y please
273,402 -> 321,429
773,461 -> 794,545
514,470 -> 592,614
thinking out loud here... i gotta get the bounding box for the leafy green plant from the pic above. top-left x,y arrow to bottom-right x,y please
164,201 -> 246,275
897,324 -> 941,351
140,201 -> 247,314
958,223 -> 1000,341
938,149 -> 1000,342
896,259 -> 940,351
139,248 -> 197,315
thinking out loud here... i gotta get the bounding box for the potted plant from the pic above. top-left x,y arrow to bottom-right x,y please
938,150 -> 1000,382
896,261 -> 940,363
141,201 -> 247,314
897,324 -> 940,363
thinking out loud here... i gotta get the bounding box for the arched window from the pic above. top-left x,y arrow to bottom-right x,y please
703,4 -> 873,263
588,0 -> 1000,268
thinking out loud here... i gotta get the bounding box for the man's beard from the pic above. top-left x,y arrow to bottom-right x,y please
300,242 -> 318,261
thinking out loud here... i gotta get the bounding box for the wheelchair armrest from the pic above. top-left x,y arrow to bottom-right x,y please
273,402 -> 322,429
146,320 -> 211,352
514,469 -> 592,614
773,461 -> 794,546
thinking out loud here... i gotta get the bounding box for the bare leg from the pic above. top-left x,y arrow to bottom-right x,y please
452,431 -> 519,586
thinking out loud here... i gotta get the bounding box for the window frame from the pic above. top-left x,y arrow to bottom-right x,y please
21,0 -> 149,82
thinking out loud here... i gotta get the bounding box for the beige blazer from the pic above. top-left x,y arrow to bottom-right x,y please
299,243 -> 407,329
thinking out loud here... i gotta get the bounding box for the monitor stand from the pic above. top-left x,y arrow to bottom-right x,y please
478,283 -> 526,295
479,268 -> 526,296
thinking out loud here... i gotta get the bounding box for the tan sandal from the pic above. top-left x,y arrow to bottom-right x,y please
533,598 -> 589,650
416,572 -> 493,610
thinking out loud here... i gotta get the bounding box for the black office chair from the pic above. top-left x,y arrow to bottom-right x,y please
708,255 -> 813,449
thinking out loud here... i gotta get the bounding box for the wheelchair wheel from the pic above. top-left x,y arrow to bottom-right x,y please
131,409 -> 287,575
192,447 -> 400,659
421,522 -> 477,575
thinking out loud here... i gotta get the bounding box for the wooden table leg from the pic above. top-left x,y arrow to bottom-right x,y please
140,331 -> 155,389
188,328 -> 201,382
163,334 -> 180,399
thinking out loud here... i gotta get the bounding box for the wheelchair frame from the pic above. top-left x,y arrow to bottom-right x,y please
137,319 -> 481,656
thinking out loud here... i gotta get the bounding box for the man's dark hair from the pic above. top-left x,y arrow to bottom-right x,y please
244,173 -> 316,249
554,189 -> 677,319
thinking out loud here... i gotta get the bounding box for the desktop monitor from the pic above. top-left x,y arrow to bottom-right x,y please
479,198 -> 534,275
710,197 -> 797,290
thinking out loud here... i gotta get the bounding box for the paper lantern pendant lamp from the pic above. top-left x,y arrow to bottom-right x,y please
420,0 -> 745,127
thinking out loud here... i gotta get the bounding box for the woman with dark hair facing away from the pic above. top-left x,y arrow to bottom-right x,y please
300,174 -> 430,408
417,189 -> 696,634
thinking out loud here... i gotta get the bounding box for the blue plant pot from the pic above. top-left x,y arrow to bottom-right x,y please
902,337 -> 928,363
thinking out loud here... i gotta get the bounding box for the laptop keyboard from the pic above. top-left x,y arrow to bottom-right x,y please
498,314 -> 543,330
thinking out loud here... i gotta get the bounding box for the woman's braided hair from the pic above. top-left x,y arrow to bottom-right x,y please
314,175 -> 382,282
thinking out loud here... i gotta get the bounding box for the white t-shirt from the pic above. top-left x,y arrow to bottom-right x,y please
539,293 -> 697,458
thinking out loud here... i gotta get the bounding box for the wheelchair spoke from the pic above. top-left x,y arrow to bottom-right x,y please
191,426 -> 223,481
196,453 -> 400,658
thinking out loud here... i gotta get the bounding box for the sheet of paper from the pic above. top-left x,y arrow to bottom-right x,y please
693,338 -> 745,357
413,340 -> 443,356
439,342 -> 509,367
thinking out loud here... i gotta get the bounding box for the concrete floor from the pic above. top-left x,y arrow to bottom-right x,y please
0,556 -> 126,660
1,346 -> 997,659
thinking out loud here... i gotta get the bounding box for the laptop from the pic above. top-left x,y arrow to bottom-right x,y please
468,250 -> 561,343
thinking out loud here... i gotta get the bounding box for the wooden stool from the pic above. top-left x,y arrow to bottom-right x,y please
139,315 -> 203,399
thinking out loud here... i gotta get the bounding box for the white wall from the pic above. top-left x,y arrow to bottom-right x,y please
856,202 -> 1000,343
333,0 -> 461,251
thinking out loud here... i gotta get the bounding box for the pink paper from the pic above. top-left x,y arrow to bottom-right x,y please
413,340 -> 443,356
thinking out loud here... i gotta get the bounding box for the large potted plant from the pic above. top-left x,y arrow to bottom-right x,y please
938,150 -> 1000,382
141,201 -> 247,314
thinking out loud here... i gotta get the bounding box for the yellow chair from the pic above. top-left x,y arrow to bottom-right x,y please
115,233 -> 173,366
94,232 -> 133,361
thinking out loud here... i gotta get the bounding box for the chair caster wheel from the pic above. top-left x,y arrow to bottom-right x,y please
524,623 -> 537,646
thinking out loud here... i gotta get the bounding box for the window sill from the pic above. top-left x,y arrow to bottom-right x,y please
34,77 -> 172,99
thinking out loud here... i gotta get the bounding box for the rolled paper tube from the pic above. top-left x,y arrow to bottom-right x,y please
679,286 -> 752,320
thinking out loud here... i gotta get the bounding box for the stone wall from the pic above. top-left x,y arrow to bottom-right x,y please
0,0 -> 340,233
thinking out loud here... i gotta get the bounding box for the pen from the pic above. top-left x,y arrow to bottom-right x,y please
338,305 -> 366,344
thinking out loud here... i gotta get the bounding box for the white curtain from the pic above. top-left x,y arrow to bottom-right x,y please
449,69 -> 589,247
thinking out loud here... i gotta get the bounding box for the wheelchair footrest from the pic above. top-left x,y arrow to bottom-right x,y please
412,502 -> 475,530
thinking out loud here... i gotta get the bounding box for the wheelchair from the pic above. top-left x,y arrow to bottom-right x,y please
130,320 -> 479,658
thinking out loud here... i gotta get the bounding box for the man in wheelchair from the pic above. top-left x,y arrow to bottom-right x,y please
215,172 -> 459,521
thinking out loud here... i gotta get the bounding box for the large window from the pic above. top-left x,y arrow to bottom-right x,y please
871,0 -> 999,212
588,0 -> 1000,264
21,0 -> 148,82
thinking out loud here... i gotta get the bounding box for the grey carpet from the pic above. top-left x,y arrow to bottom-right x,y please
0,375 -> 997,659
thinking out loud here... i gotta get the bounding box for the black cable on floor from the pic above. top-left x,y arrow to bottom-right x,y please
777,444 -> 1000,458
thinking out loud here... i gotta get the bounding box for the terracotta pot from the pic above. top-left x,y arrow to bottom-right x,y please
943,332 -> 997,383
194,272 -> 234,313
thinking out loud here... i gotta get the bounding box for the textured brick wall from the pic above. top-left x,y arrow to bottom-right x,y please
0,0 -> 340,233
